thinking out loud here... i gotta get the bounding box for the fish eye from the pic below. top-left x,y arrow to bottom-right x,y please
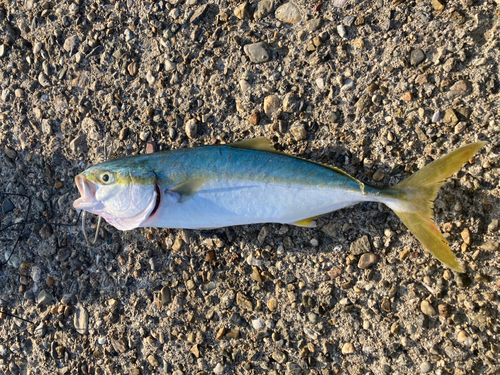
102,173 -> 110,183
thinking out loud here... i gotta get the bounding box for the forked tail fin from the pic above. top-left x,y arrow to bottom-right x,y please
384,142 -> 486,272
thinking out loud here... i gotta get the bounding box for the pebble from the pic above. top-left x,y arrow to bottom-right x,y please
420,300 -> 437,317
147,354 -> 160,367
410,49 -> 425,66
358,253 -> 379,269
283,93 -> 299,113
38,72 -> 51,87
381,298 -> 391,313
252,318 -> 265,331
350,235 -> 371,255
432,111 -> 440,123
249,111 -> 260,125
272,349 -> 287,363
213,363 -> 225,374
267,297 -> 277,311
63,35 -> 79,54
447,80 -> 470,99
37,290 -> 54,306
487,219 -> 498,232
460,228 -> 471,245
128,62 -> 139,76
244,42 -> 271,64
2,198 -> 15,213
185,119 -> 198,138
337,24 -> 346,38
74,304 -> 89,335
165,60 -> 177,72
263,95 -> 280,118
275,2 -> 301,23
290,122 -> 307,141
372,170 -> 385,181
236,292 -> 253,310
234,2 -> 249,19
420,361 -> 432,373
254,0 -> 276,19
456,330 -> 473,347
480,242 -> 499,251
34,322 -> 47,338
431,0 -> 445,11
342,343 -> 355,354
443,108 -> 459,126
190,3 -> 209,23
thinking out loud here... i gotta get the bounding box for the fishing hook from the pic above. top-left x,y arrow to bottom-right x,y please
81,135 -> 113,247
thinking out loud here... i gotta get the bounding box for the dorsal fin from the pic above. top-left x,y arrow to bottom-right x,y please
230,138 -> 277,153
231,138 -> 366,195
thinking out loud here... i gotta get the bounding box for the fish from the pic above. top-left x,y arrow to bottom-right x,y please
73,138 -> 486,272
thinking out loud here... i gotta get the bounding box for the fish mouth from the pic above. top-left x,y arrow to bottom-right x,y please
73,174 -> 104,211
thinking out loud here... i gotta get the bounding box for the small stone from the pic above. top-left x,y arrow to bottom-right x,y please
342,343 -> 355,354
236,292 -> 253,310
165,60 -> 177,72
272,349 -> 287,363
443,108 -> 459,126
358,253 -> 379,269
146,70 -> 155,85
185,119 -> 198,138
215,327 -> 226,340
307,18 -> 323,32
290,122 -> 307,141
431,0 -> 445,11
455,273 -> 472,288
257,226 -> 269,244
147,354 -> 160,367
186,280 -> 196,290
420,300 -> 437,317
420,361 -> 432,374
450,10 -> 465,24
381,298 -> 391,313
37,290 -> 54,306
337,24 -> 346,38
34,322 -> 47,338
226,329 -> 240,339
254,0 -> 276,20
124,28 -> 136,42
248,111 -> 260,125
275,2 -> 301,23
234,2 -> 249,19
263,94 -> 280,118
213,363 -> 224,375
283,93 -> 299,113
481,242 -> 499,251
438,303 -> 451,318
38,72 -> 51,87
251,318 -> 265,331
128,62 -> 139,76
146,141 -> 157,154
350,235 -> 371,255
460,228 -> 471,245
4,146 -> 17,160
267,297 -> 277,311
243,42 -> 270,63
456,330 -> 472,347
74,304 -> 89,334
190,4 -> 209,23
410,49 -> 425,66
402,92 -> 413,101
2,198 -> 15,213
447,80 -> 470,99
63,36 -> 79,54
487,219 -> 498,232
372,171 -> 385,182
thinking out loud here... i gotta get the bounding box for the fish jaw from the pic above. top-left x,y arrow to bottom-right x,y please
73,174 -> 105,212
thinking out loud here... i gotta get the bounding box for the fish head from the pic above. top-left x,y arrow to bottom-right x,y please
73,164 -> 160,230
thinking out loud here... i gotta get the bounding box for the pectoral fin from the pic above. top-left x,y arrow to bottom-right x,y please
169,179 -> 205,202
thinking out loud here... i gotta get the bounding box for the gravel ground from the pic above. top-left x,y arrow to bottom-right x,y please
1,0 -> 500,374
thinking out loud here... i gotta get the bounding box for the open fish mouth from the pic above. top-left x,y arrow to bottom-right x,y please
73,174 -> 105,211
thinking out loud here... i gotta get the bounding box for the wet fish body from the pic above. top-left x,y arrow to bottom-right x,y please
74,138 -> 486,272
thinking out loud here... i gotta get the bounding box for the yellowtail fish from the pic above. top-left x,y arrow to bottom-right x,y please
73,138 -> 486,272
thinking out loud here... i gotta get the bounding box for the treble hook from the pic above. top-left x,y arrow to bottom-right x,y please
81,136 -> 113,247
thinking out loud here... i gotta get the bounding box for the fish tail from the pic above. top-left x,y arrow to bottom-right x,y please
382,142 -> 486,272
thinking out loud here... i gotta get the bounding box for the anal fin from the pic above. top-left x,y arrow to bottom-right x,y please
291,216 -> 322,228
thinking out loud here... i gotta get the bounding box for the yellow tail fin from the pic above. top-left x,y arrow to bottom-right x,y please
384,142 -> 486,272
